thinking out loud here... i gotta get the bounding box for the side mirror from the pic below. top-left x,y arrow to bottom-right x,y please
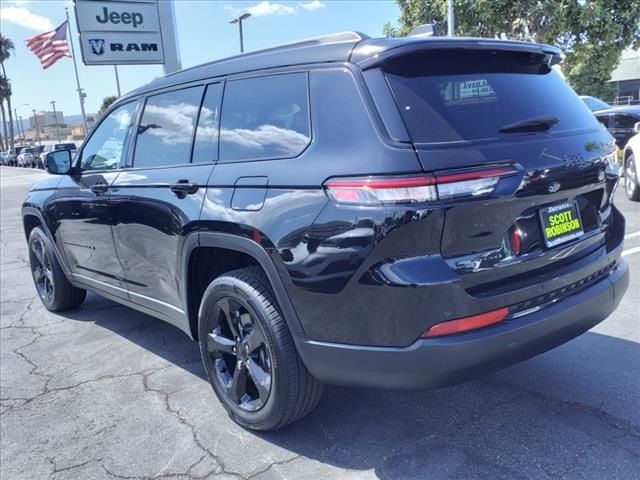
45,149 -> 72,175
634,122 -> 640,133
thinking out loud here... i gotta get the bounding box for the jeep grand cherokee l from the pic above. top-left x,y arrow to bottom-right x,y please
23,31 -> 628,431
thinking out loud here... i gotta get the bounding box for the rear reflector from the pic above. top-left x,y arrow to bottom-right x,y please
422,307 -> 509,338
324,165 -> 517,206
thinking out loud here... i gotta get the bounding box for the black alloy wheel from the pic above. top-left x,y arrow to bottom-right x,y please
198,267 -> 323,430
30,236 -> 54,303
27,226 -> 86,311
205,296 -> 272,412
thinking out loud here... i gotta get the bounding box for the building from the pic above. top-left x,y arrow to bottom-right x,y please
29,111 -> 65,130
608,49 -> 640,105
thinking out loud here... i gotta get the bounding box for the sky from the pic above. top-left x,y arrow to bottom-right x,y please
0,0 -> 400,120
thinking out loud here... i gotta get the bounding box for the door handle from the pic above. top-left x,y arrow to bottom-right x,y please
169,180 -> 199,196
90,182 -> 109,194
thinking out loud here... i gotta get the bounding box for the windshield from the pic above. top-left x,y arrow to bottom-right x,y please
384,50 -> 600,144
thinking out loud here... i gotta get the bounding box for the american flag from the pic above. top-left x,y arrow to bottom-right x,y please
25,21 -> 71,70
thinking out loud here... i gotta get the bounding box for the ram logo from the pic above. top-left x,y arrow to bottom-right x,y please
88,39 -> 105,56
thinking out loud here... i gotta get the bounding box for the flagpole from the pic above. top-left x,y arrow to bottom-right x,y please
65,7 -> 88,135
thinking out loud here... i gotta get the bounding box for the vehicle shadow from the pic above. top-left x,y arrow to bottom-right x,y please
61,293 -> 640,479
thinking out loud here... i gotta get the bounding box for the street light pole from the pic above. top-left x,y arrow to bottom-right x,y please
447,0 -> 455,37
32,109 -> 41,146
50,101 -> 61,142
230,13 -> 251,53
18,116 -> 24,141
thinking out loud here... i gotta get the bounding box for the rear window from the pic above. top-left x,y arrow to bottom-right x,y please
55,143 -> 76,150
384,50 -> 600,143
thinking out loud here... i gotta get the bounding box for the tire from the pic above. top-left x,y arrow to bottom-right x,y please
198,266 -> 323,431
625,154 -> 640,202
28,226 -> 86,311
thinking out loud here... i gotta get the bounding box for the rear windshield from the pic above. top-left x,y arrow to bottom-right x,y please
383,50 -> 599,143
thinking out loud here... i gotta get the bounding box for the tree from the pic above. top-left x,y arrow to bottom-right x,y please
384,0 -> 640,100
0,34 -> 15,153
97,96 -> 117,116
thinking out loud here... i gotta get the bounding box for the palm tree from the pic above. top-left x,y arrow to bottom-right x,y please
0,35 -> 15,153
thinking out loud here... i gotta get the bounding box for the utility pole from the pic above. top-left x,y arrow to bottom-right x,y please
65,8 -> 88,135
13,108 -> 21,141
50,101 -> 61,142
32,109 -> 41,146
114,66 -> 121,97
230,13 -> 251,53
447,0 -> 455,37
18,116 -> 24,141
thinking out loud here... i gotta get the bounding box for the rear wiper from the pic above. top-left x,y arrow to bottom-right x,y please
498,115 -> 560,133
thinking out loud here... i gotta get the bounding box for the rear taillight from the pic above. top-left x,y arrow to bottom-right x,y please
435,166 -> 518,200
324,165 -> 518,206
421,307 -> 509,338
324,175 -> 437,205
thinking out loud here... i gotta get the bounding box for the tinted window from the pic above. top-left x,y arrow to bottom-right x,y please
595,114 -> 609,128
219,73 -> 310,161
192,83 -> 222,163
612,114 -> 638,129
133,86 -> 203,168
384,50 -> 600,143
81,102 -> 136,171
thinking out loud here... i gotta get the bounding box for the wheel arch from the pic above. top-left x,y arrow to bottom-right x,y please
22,206 -> 72,277
181,232 -> 305,341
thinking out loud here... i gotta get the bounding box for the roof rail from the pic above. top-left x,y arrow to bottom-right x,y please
165,31 -> 368,78
263,31 -> 369,51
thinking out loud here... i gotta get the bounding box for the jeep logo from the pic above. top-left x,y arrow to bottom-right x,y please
96,7 -> 144,28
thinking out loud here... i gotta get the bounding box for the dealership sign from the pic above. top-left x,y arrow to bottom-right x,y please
75,0 -> 180,70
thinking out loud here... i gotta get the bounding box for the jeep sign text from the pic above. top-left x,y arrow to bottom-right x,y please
75,1 -> 160,33
95,7 -> 144,29
76,0 -> 167,66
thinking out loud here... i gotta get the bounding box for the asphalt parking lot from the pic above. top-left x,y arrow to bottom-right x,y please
1,166 -> 639,480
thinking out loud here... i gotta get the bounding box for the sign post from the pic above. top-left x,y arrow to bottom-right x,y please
75,0 -> 181,72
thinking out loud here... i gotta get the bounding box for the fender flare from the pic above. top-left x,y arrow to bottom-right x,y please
181,231 -> 306,339
22,206 -> 73,279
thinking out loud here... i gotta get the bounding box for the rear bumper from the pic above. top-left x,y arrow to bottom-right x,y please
296,259 -> 629,389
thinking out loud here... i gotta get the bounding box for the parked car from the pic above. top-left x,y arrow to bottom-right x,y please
23,29 -> 628,431
594,106 -> 640,149
622,124 -> 640,201
39,142 -> 77,169
17,148 -> 36,168
579,95 -> 610,112
0,151 -> 9,165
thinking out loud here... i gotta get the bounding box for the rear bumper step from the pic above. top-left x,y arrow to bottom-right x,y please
295,260 -> 629,389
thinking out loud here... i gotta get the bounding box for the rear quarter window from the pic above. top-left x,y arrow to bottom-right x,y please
384,50 -> 600,144
219,72 -> 311,162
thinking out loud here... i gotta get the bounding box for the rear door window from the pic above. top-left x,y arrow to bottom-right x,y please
133,86 -> 204,168
219,73 -> 311,162
384,50 -> 600,144
611,114 -> 638,129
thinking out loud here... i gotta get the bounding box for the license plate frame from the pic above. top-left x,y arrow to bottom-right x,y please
539,201 -> 584,248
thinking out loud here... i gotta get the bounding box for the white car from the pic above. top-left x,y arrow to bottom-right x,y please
40,142 -> 78,169
622,122 -> 640,201
17,148 -> 36,168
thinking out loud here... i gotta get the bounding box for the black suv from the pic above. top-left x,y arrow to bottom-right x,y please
23,31 -> 628,431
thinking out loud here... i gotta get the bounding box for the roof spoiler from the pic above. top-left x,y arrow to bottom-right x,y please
408,24 -> 439,37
